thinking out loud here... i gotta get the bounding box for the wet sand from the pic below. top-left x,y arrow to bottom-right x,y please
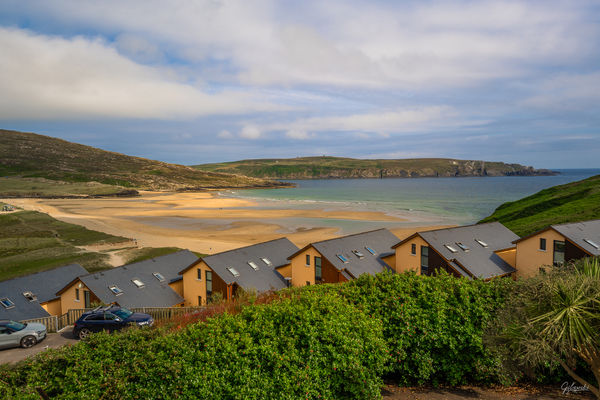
4,192 -> 452,254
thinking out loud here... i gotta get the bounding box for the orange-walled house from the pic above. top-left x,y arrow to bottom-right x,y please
285,229 -> 399,287
56,250 -> 199,313
513,219 -> 600,278
0,264 -> 87,321
392,222 -> 518,280
179,238 -> 298,305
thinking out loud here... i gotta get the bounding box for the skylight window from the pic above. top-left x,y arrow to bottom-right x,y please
22,291 -> 37,302
365,247 -> 376,255
153,272 -> 165,282
456,242 -> 470,251
132,279 -> 145,288
475,239 -> 488,248
227,267 -> 240,277
352,250 -> 365,258
0,298 -> 15,309
109,285 -> 123,295
248,261 -> 259,271
444,244 -> 458,253
261,257 -> 272,266
584,239 -> 600,249
336,254 -> 349,263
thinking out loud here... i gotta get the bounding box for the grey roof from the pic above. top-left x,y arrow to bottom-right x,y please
202,238 -> 298,293
419,222 -> 518,279
551,219 -> 600,256
79,250 -> 197,308
309,229 -> 399,278
0,264 -> 87,321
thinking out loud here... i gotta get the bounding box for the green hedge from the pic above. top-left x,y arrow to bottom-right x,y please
1,293 -> 387,399
290,271 -> 513,386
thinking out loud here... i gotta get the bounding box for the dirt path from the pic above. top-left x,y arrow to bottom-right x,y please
382,384 -> 595,399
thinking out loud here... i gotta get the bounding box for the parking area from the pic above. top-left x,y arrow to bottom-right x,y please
0,327 -> 78,365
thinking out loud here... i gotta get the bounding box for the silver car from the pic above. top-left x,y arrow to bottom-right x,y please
0,320 -> 47,349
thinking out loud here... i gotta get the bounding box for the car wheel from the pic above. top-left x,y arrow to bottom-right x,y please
78,328 -> 92,340
20,335 -> 37,348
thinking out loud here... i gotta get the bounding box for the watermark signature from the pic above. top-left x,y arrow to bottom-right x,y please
561,381 -> 589,395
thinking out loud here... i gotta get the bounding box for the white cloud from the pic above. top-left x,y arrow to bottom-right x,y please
0,27 -> 286,120
239,124 -> 262,140
521,72 -> 600,110
217,129 -> 234,139
285,129 -> 312,140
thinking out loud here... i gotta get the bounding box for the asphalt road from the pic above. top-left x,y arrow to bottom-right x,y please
0,328 -> 78,365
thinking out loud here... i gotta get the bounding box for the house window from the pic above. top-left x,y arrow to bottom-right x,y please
198,296 -> 202,306
75,288 -> 80,301
315,257 -> 322,281
444,244 -> 458,253
248,261 -> 259,271
306,254 -> 311,266
306,281 -> 310,286
420,246 -> 429,275
0,298 -> 15,309
456,242 -> 470,251
206,271 -> 213,297
475,239 -> 488,248
539,238 -> 547,251
584,239 -> 599,249
109,285 -> 123,296
336,254 -> 349,263
23,291 -> 37,302
352,250 -> 364,258
153,272 -> 165,282
261,257 -> 272,266
410,243 -> 416,255
365,247 -> 376,255
553,240 -> 565,266
132,279 -> 145,288
226,267 -> 240,277
197,268 -> 202,280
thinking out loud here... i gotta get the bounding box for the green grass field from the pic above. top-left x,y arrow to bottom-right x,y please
0,210 -> 128,281
0,177 -> 127,197
480,174 -> 600,236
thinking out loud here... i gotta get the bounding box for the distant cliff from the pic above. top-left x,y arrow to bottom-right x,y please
193,157 -> 557,180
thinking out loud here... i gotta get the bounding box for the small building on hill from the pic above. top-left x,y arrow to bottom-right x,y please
179,238 -> 298,305
284,229 -> 398,287
56,250 -> 198,313
0,264 -> 87,321
513,219 -> 600,278
392,222 -> 518,280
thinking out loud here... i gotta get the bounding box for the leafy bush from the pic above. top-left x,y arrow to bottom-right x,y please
1,292 -> 388,399
289,271 -> 513,386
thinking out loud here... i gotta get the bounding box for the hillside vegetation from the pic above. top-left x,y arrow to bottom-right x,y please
480,174 -> 600,236
1,272 -> 516,399
194,156 -> 556,180
0,129 -> 288,196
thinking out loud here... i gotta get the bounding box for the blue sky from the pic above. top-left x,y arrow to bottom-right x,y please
1,0 -> 599,168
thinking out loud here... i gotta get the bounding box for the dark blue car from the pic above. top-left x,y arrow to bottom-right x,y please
73,305 -> 153,339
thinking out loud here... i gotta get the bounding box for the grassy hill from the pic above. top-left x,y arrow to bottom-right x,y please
0,129 -> 288,197
0,206 -> 191,281
193,156 -> 556,179
480,174 -> 600,236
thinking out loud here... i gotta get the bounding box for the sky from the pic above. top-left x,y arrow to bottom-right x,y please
0,1 -> 599,168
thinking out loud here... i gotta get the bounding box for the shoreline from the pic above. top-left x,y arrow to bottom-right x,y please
3,191 -> 453,254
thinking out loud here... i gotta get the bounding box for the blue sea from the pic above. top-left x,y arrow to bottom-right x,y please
225,169 -> 600,231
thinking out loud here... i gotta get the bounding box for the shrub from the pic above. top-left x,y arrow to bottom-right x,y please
1,292 -> 388,400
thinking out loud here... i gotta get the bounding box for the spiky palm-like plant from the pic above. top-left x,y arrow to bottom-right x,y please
498,257 -> 600,398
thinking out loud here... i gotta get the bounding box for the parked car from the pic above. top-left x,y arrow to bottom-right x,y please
0,320 -> 47,349
73,305 -> 154,339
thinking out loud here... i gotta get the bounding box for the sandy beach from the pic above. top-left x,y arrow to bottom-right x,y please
4,191 -> 452,254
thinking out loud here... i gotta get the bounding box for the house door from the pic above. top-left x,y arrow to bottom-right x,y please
84,290 -> 91,308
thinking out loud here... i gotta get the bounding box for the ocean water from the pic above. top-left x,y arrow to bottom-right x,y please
226,169 -> 600,227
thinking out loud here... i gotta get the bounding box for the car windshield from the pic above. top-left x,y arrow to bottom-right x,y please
6,321 -> 26,331
112,308 -> 133,319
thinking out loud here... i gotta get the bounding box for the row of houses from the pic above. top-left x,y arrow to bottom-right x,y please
2,219 -> 599,322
